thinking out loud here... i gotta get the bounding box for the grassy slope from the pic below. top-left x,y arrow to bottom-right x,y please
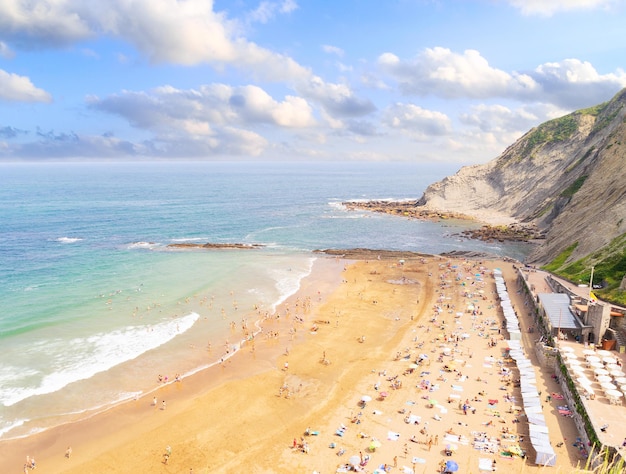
542,233 -> 626,305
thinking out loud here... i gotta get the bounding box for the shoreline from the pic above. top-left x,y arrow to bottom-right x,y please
0,252 -> 587,473
0,255 -> 347,470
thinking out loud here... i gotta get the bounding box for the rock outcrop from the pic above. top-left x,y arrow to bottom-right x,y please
416,88 -> 626,265
167,242 -> 264,250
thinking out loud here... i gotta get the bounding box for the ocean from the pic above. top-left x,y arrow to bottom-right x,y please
0,161 -> 531,440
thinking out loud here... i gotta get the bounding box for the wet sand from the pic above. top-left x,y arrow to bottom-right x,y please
0,254 -> 584,473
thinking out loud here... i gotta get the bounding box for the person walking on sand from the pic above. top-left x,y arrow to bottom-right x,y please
162,400 -> 166,410
152,396 -> 157,406
65,446 -> 72,458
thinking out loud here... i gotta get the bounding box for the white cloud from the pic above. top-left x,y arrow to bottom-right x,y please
378,48 -> 538,99
298,76 -> 376,117
507,0 -> 619,17
89,83 -> 315,130
379,47 -> 626,109
0,41 -> 14,58
246,0 -> 298,24
382,103 -> 452,140
0,69 -> 52,102
0,1 -> 93,47
0,1 -> 305,75
527,58 -> 626,107
0,1 -> 373,123
322,44 -> 344,57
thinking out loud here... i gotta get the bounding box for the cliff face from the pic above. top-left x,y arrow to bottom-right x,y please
418,88 -> 626,264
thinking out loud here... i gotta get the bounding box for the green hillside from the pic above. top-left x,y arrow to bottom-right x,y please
542,233 -> 626,305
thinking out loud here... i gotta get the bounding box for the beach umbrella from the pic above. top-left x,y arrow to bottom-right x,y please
596,375 -> 612,383
560,346 -> 575,353
597,350 -> 612,357
614,377 -> 626,385
606,389 -> 623,399
601,382 -> 617,391
445,460 -> 459,472
428,398 -> 438,406
590,362 -> 604,370
583,349 -> 596,356
349,455 -> 361,467
603,357 -> 618,365
380,391 -> 389,398
586,355 -> 601,363
446,443 -> 458,452
361,395 -> 372,403
594,368 -> 609,377
610,369 -> 624,378
563,352 -> 578,360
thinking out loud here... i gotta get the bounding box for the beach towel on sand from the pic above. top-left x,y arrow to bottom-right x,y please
479,458 -> 493,471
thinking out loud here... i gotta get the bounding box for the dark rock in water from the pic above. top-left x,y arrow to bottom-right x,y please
167,242 -> 264,250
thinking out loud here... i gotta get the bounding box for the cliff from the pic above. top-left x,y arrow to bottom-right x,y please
417,88 -> 626,265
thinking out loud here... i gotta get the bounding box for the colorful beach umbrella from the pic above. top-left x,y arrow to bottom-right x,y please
445,460 -> 459,472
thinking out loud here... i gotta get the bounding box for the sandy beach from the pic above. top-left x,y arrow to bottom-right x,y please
0,253 -> 587,473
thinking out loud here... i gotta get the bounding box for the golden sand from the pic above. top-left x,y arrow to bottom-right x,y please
0,254 -> 583,473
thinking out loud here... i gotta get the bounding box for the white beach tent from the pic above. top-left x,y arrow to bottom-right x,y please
529,425 -> 556,466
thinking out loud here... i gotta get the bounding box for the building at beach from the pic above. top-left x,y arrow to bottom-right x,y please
536,293 -> 585,342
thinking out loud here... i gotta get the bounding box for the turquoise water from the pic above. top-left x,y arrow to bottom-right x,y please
0,161 -> 531,439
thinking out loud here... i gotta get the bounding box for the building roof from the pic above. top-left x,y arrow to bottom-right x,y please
538,293 -> 580,330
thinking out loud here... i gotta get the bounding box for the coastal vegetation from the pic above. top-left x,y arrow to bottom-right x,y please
542,234 -> 626,306
591,104 -> 622,134
520,114 -> 579,158
565,147 -> 595,173
560,175 -> 588,198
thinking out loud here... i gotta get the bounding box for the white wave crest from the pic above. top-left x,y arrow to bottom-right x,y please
56,237 -> 82,243
126,241 -> 160,250
0,312 -> 199,407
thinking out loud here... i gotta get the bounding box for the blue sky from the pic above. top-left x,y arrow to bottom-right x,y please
1,0 -> 625,163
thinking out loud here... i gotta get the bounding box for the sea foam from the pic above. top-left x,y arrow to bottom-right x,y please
55,237 -> 83,243
0,312 -> 199,407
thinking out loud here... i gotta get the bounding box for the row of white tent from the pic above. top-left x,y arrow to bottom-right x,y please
494,269 -> 557,466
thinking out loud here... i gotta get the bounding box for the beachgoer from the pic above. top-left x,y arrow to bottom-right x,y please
65,446 -> 72,458
152,396 -> 157,406
162,400 -> 166,410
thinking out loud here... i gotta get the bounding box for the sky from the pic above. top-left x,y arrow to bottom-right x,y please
1,0 -> 626,164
